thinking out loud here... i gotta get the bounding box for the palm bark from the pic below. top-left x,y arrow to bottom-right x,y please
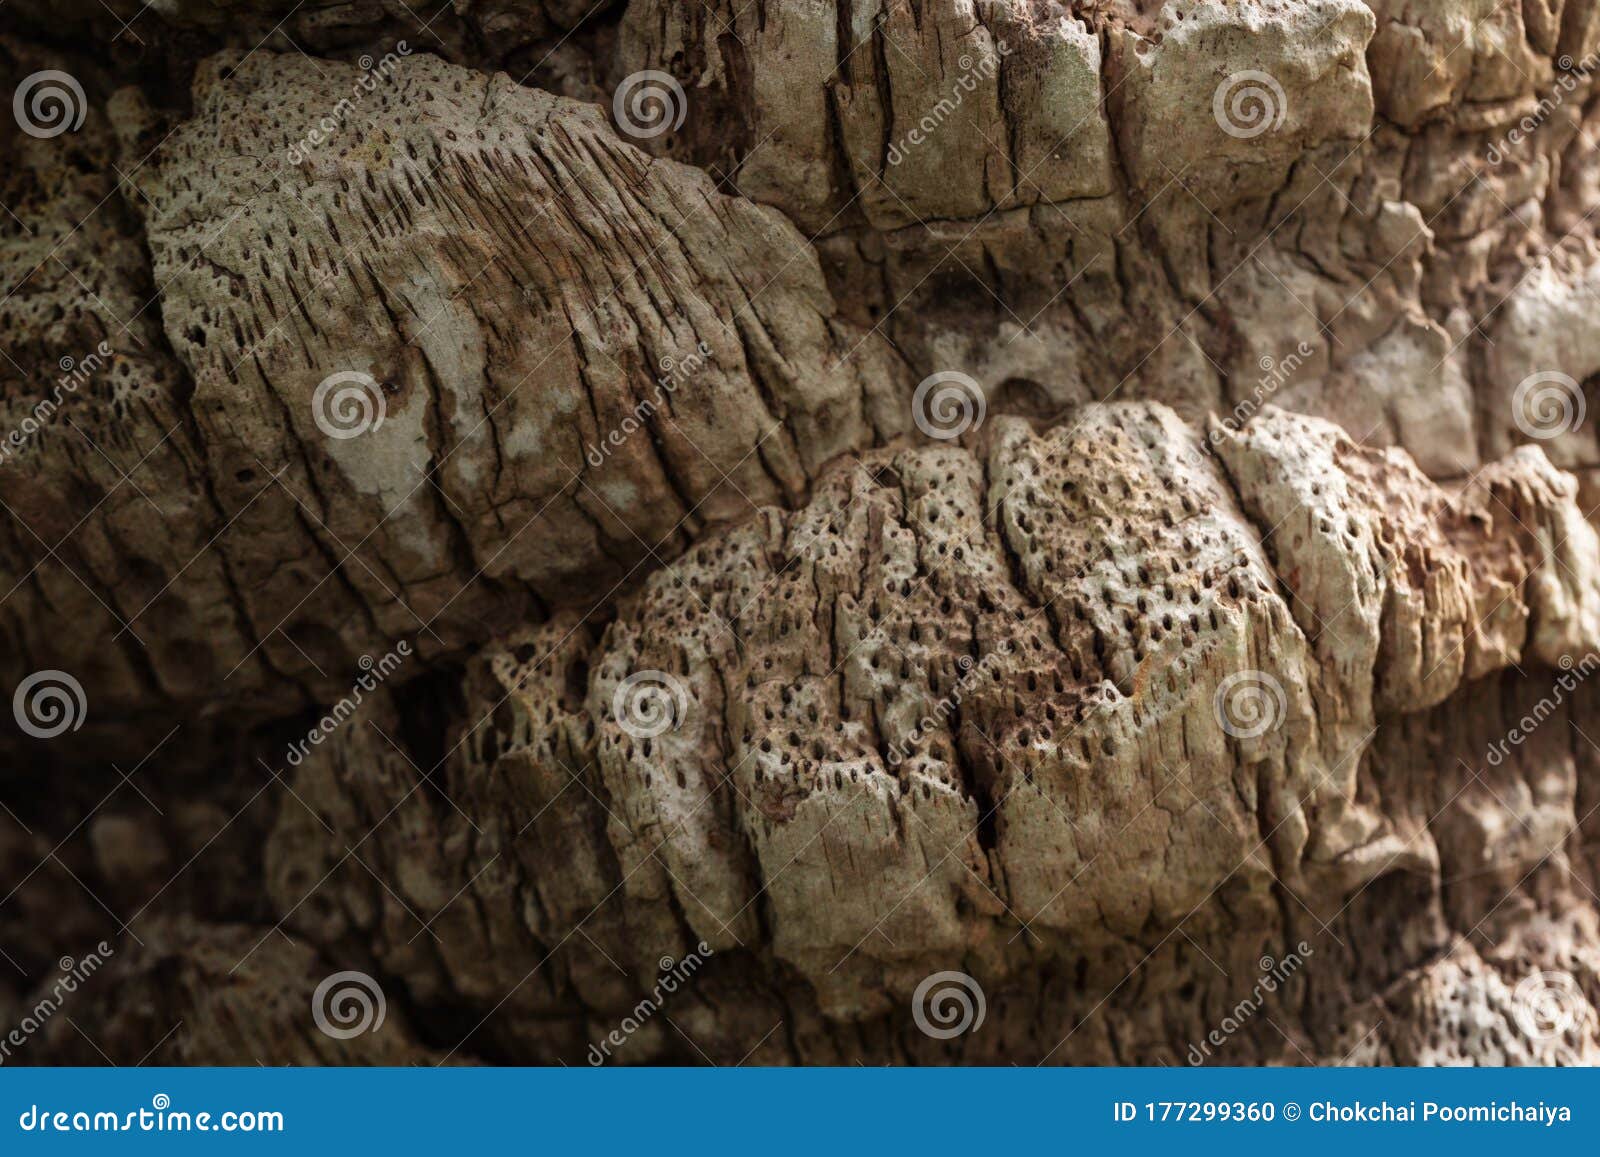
3,0 -> 1599,1064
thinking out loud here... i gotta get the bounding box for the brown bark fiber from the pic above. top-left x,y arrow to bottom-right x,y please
3,0 -> 1600,1065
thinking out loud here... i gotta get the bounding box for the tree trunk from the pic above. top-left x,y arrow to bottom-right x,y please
2,0 -> 1599,1065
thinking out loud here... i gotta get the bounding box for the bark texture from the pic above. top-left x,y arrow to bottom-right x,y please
4,0 -> 1600,1066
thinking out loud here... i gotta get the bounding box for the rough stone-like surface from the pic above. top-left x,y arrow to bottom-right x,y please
6,0 -> 1600,1068
245,404 -> 1600,1062
2,48 -> 910,734
34,918 -> 443,1066
620,0 -> 1600,493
